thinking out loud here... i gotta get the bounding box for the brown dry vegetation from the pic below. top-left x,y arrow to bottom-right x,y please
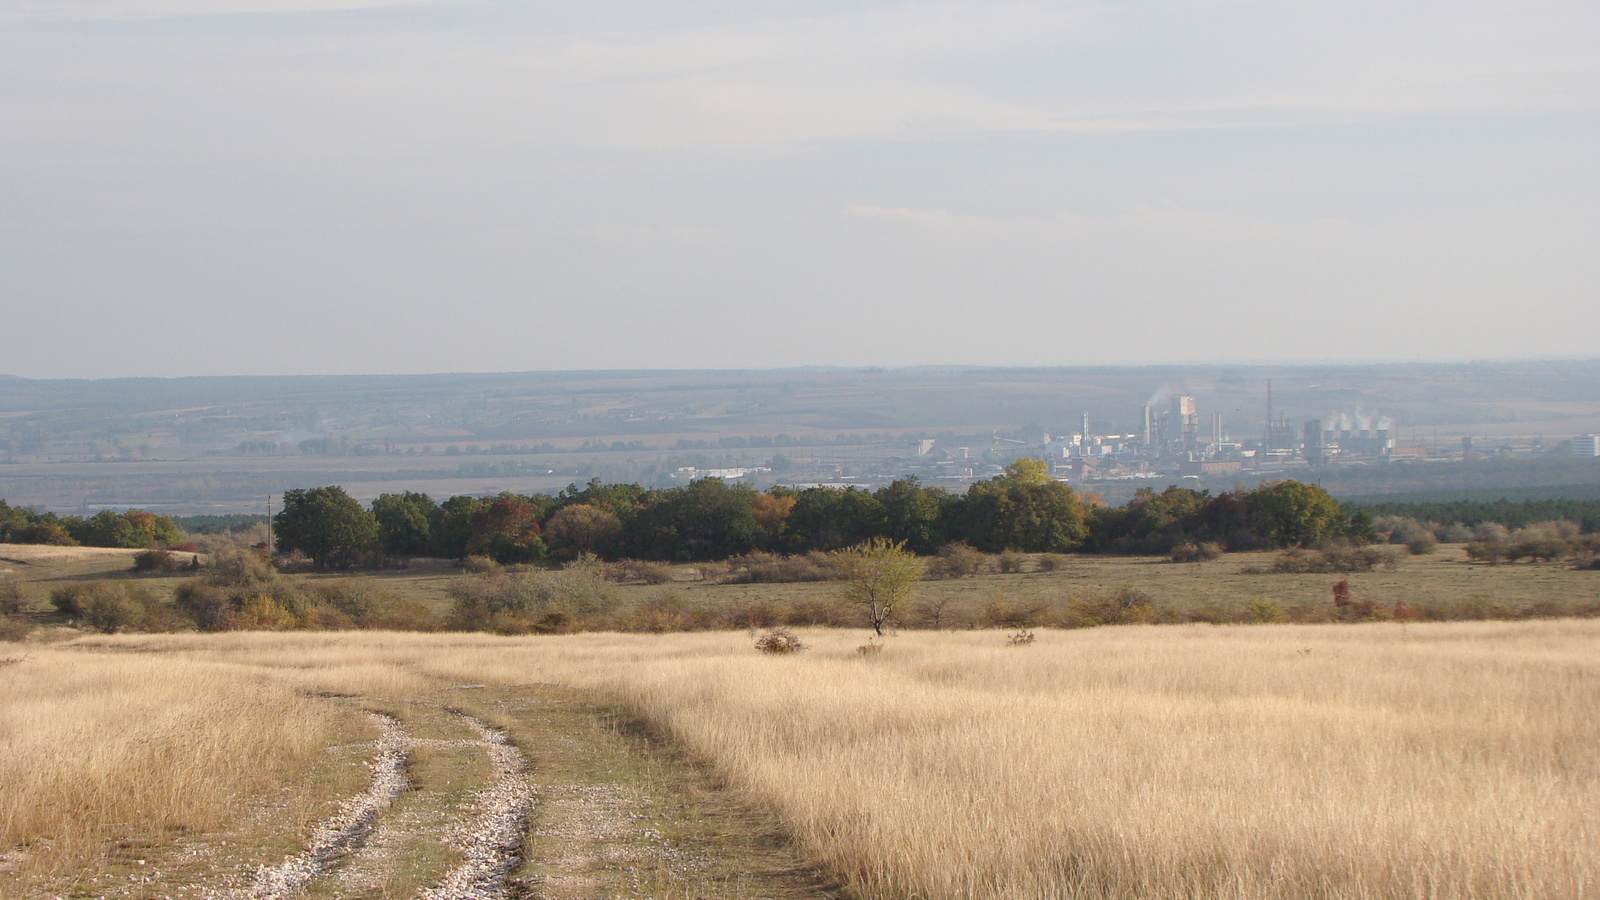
7,543 -> 1599,635
3,621 -> 1596,899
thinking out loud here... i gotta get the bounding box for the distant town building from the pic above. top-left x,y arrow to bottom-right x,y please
1574,435 -> 1600,458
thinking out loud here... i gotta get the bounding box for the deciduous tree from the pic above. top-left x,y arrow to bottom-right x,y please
273,486 -> 379,568
834,537 -> 923,635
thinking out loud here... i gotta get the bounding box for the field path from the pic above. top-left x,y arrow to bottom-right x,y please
229,712 -> 409,900
416,710 -> 536,900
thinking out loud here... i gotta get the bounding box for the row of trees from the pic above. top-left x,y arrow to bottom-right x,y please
0,501 -> 183,549
273,462 -> 1370,568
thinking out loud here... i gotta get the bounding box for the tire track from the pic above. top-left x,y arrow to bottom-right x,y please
418,710 -> 535,900
221,712 -> 409,900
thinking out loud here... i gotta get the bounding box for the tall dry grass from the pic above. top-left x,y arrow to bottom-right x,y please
0,645 -> 346,886
415,624 -> 1600,900
8,622 -> 1597,899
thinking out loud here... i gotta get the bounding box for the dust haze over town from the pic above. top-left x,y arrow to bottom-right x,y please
3,3 -> 1599,512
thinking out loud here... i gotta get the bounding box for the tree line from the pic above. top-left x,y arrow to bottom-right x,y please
0,501 -> 183,549
14,469 -> 1593,569
271,461 -> 1373,568
1353,496 -> 1600,534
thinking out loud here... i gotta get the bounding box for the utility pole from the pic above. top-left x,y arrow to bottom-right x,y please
266,495 -> 273,554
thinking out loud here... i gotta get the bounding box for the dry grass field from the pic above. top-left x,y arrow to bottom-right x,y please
3,620 -> 1595,899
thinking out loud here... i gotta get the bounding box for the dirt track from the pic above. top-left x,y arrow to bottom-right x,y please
69,684 -> 841,900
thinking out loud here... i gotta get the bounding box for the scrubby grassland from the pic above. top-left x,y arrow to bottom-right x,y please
4,622 -> 1595,899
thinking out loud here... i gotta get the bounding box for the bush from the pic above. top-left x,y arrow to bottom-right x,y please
444,564 -> 617,632
754,627 -> 806,654
1262,545 -> 1397,574
460,555 -> 504,576
1067,587 -> 1156,627
1034,553 -> 1069,572
0,615 -> 30,642
729,599 -> 788,630
1330,579 -> 1388,622
1473,522 -> 1510,543
995,550 -> 1026,574
981,595 -> 1048,628
51,583 -> 169,633
928,542 -> 986,578
208,549 -> 278,587
911,596 -> 962,629
1384,518 -> 1438,555
1170,541 -> 1222,563
132,548 -> 179,573
314,579 -> 438,631
612,591 -> 714,632
1244,596 -> 1286,623
1404,532 -> 1438,555
608,558 -> 673,585
0,577 -> 22,617
783,597 -> 855,627
722,551 -> 837,584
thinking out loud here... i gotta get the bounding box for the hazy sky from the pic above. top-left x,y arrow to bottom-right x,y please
3,1 -> 1597,378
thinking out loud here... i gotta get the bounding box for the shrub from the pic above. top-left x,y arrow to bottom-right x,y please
52,583 -> 145,633
1068,587 -> 1155,627
223,595 -> 300,630
173,582 -> 232,631
1438,522 -> 1474,543
1464,541 -> 1504,564
1384,518 -> 1438,555
981,595 -> 1048,629
911,595 -> 960,629
1330,579 -> 1389,622
1244,596 -> 1286,623
1473,522 -> 1510,543
0,615 -> 30,642
995,550 -> 1026,574
1264,545 -> 1397,574
445,564 -> 617,632
132,548 -> 179,573
729,600 -> 788,630
1034,553 -> 1068,572
0,577 -> 22,617
1170,541 -> 1222,563
207,549 -> 278,587
722,552 -> 836,584
754,627 -> 806,654
609,558 -> 673,585
460,555 -> 504,576
928,542 -> 986,578
783,597 -> 854,627
1404,532 -> 1438,555
314,580 -> 438,631
614,591 -> 712,633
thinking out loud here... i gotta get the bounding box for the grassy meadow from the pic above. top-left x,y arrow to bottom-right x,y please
3,621 -> 1596,899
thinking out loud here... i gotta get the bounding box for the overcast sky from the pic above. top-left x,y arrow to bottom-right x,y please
2,1 -> 1597,378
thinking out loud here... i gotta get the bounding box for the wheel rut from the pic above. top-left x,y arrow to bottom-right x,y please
222,712 -> 409,900
417,710 -> 536,900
